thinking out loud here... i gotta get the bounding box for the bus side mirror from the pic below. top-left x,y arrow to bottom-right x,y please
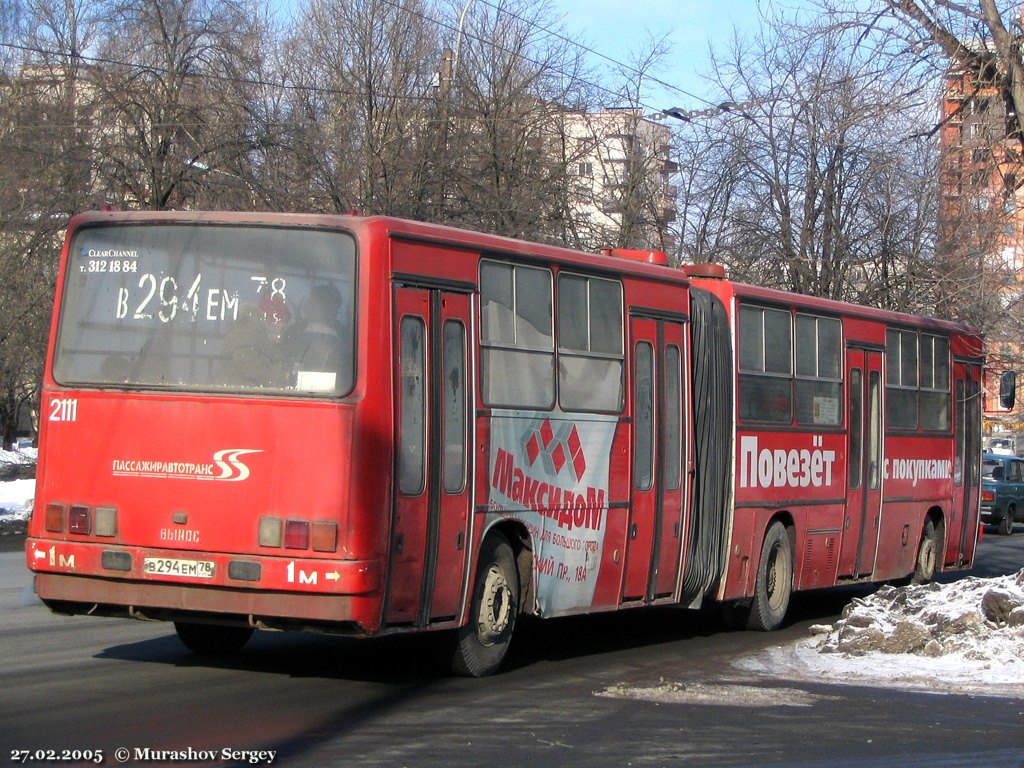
1000,370 -> 1017,410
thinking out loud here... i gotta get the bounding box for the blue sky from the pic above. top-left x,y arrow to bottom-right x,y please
546,0 -> 781,113
273,0 -> 796,114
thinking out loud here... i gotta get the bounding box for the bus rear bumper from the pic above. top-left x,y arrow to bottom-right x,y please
34,571 -> 379,633
27,538 -> 384,633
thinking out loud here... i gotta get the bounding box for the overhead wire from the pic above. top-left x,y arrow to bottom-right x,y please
470,0 -> 720,109
2,0 -> 729,122
1,0 -> 928,141
371,0 -> 673,115
0,40 -> 437,101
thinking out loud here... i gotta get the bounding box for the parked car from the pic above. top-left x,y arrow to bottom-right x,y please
981,453 -> 1024,535
988,437 -> 1016,456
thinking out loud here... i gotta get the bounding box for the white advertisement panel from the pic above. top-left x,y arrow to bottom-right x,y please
487,411 -> 617,615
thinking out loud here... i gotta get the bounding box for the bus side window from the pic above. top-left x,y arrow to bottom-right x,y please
557,273 -> 624,412
442,320 -> 467,494
398,317 -> 426,495
886,329 -> 919,430
480,261 -> 554,409
634,341 -> 655,491
795,314 -> 842,426
738,305 -> 792,423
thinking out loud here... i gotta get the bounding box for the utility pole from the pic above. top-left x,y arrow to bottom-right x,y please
435,48 -> 455,220
439,48 -> 453,106
435,0 -> 476,221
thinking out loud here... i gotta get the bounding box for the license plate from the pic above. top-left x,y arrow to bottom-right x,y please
143,557 -> 215,579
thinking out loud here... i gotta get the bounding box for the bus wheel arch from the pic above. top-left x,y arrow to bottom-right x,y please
484,520 -> 534,613
451,528 -> 523,677
912,510 -> 944,584
747,516 -> 795,631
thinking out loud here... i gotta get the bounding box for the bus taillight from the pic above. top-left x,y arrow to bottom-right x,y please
258,517 -> 338,553
69,505 -> 91,535
312,521 -> 338,552
284,520 -> 310,550
45,503 -> 66,533
258,516 -> 282,547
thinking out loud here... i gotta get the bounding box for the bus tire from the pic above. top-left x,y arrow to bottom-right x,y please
1000,506 -> 1015,536
451,535 -> 518,677
747,522 -> 792,631
174,621 -> 254,655
911,520 -> 939,584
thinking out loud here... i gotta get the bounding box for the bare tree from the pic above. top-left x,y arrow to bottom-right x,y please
279,0 -> 441,216
822,1 -> 1024,149
89,0 -> 266,210
803,3 -> 1024,415
673,18 -> 946,311
0,0 -> 106,444
443,0 -> 590,240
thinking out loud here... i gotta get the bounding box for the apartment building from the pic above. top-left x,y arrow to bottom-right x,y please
563,109 -> 678,255
939,51 -> 1024,442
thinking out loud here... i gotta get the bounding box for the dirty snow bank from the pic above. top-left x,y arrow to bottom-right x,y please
737,571 -> 1024,697
596,679 -> 839,707
0,459 -> 35,535
812,572 -> 1024,656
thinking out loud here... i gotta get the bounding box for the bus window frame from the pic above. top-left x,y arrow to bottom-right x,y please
737,303 -> 846,428
885,328 -> 951,433
556,270 -> 625,414
793,313 -> 843,427
52,221 -> 360,400
479,259 -> 555,410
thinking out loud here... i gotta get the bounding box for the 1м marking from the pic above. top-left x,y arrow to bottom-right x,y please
286,561 -> 318,584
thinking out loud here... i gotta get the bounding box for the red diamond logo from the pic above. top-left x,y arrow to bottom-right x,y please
550,442 -> 567,474
572,449 -> 587,481
567,425 -> 582,456
568,426 -> 586,480
525,433 -> 541,465
540,418 -> 555,449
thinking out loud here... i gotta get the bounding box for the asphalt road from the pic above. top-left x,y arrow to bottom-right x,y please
2,532 -> 1023,768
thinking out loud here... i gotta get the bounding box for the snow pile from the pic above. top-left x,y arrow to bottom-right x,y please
1,446 -> 36,474
738,572 -> 1024,696
0,454 -> 35,535
812,573 -> 1024,659
596,679 -> 835,707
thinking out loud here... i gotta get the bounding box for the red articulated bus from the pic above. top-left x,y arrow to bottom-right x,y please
26,211 -> 986,675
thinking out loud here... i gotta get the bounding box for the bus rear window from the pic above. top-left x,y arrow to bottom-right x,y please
54,224 -> 357,396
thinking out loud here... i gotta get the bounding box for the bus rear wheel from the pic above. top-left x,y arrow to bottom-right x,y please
174,621 -> 254,655
911,519 -> 939,584
747,522 -> 792,631
451,534 -> 518,677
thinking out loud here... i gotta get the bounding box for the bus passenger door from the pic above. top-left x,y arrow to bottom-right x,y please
623,316 -> 687,603
952,361 -> 982,565
386,286 -> 474,628
839,347 -> 883,577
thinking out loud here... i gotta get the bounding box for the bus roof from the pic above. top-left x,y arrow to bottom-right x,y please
65,210 -> 692,288
65,210 -> 982,341
689,275 -> 983,340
